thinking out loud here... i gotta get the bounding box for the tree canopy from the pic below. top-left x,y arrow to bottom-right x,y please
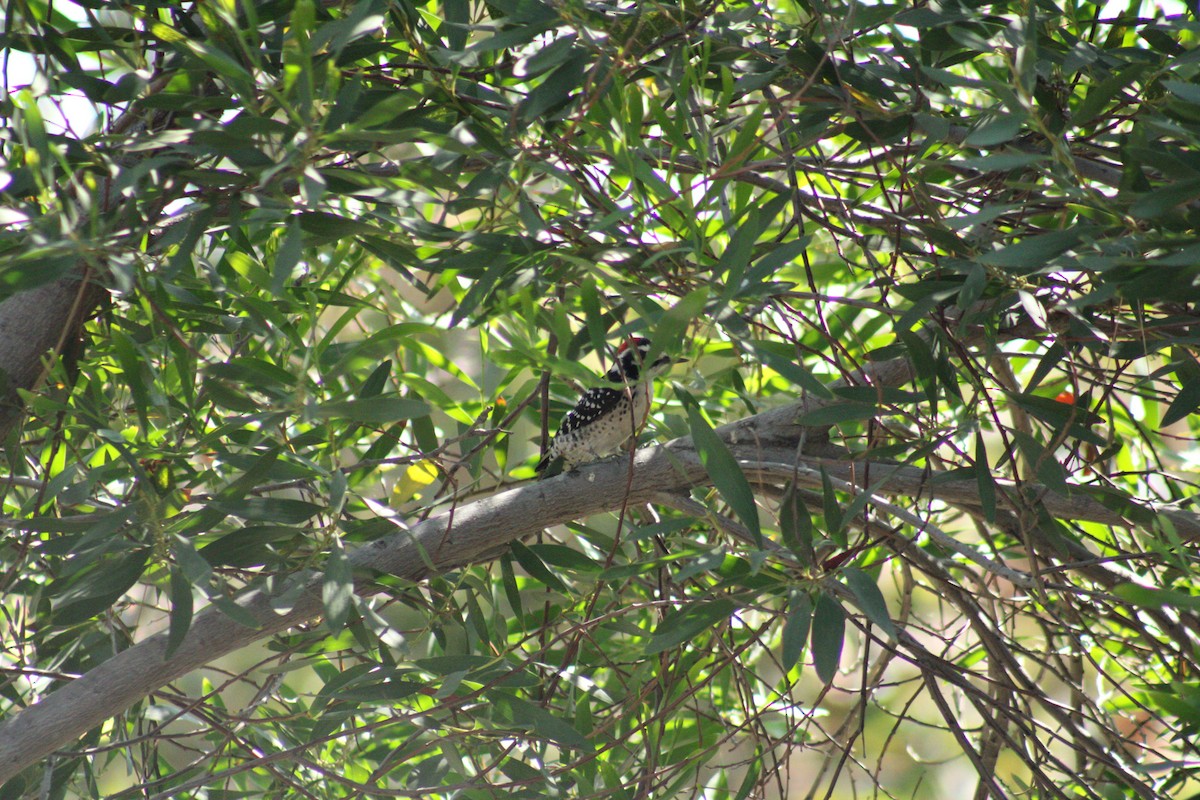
3,0 -> 1200,797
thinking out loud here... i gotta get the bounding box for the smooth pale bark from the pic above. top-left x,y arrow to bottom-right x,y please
0,436 -> 708,785
2,375 -> 1197,783
4,352 -> 1195,786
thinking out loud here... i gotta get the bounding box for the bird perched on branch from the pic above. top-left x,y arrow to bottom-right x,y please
536,337 -> 683,476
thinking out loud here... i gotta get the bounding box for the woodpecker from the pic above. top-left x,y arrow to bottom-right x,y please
536,338 -> 681,475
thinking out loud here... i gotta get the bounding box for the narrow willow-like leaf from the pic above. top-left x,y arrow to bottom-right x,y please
843,568 -> 897,640
166,568 -> 194,658
1162,379 -> 1200,427
975,432 -> 997,522
52,549 -> 150,625
781,593 -> 813,671
811,592 -> 846,684
314,397 -> 430,424
323,541 -> 353,631
501,695 -> 594,752
646,598 -> 736,655
509,541 -> 568,592
779,482 -> 814,566
680,392 -> 762,546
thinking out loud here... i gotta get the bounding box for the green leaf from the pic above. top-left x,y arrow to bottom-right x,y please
53,549 -> 151,624
509,541 -> 568,592
897,329 -> 937,406
1143,685 -> 1200,726
311,3 -> 385,55
842,568 -> 897,640
715,204 -> 763,280
946,154 -> 1046,173
1164,378 -> 1200,427
338,679 -> 425,704
442,0 -> 470,50
654,287 -> 709,359
975,432 -> 997,523
207,358 -> 298,391
524,543 -> 601,571
645,598 -> 736,654
746,238 -> 811,283
1162,79 -> 1200,105
727,101 -> 767,164
415,655 -> 495,676
450,257 -> 515,326
313,397 -> 430,424
779,483 -> 814,566
209,498 -> 324,524
744,340 -> 832,398
1074,63 -> 1149,126
170,33 -> 256,96
323,540 -> 353,631
112,330 -> 151,426
500,554 -> 524,623
963,113 -> 1022,146
271,218 -> 304,296
734,758 -> 762,800
299,210 -> 388,240
174,535 -> 213,585
811,592 -> 846,684
679,392 -> 763,546
781,593 -> 813,671
1006,391 -> 1106,445
1113,583 -> 1200,611
821,468 -> 846,545
1011,430 -> 1068,493
977,230 -> 1082,271
500,695 -> 594,752
794,401 -> 878,426
1129,179 -> 1200,220
166,567 -> 194,658
1026,342 -> 1066,394
521,52 -> 586,122
714,193 -> 791,310
198,526 -> 300,567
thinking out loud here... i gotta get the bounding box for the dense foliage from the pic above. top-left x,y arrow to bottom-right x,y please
3,0 -> 1200,797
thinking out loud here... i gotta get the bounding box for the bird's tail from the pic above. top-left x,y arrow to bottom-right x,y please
535,453 -> 563,478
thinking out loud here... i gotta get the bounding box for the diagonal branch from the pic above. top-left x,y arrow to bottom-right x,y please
3,357 -> 1199,783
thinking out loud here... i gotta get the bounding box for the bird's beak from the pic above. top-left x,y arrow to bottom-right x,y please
649,354 -> 685,373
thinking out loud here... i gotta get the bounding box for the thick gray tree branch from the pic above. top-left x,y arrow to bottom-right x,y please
3,361 -> 1199,784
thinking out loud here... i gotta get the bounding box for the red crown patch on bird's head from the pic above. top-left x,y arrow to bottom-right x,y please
617,337 -> 651,356
607,337 -> 680,383
607,337 -> 655,382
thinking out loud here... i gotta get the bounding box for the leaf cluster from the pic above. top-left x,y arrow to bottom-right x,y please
3,0 -> 1200,797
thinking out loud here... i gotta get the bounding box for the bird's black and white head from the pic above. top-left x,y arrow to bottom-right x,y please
605,337 -> 678,383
